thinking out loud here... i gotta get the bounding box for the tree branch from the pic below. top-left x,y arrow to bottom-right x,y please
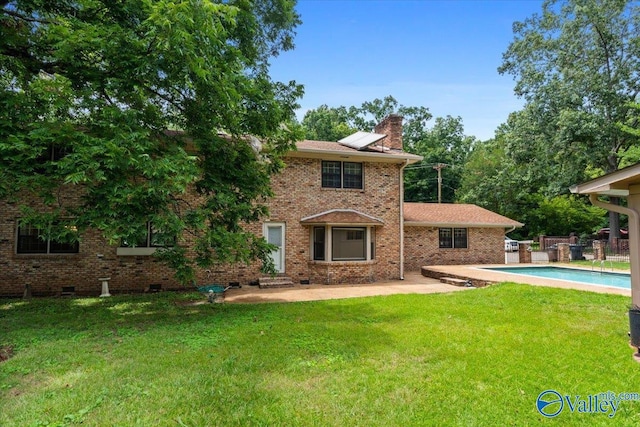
2,8 -> 52,24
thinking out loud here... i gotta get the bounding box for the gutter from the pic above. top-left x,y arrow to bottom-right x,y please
400,159 -> 410,280
589,194 -> 640,307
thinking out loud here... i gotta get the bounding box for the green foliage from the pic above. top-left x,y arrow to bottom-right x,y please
526,194 -> 607,236
301,104 -> 357,141
0,0 -> 303,282
404,115 -> 476,203
301,96 -> 478,203
499,0 -> 640,178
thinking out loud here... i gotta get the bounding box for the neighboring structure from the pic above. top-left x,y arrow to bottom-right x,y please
403,203 -> 523,271
570,163 -> 640,308
0,115 -> 522,296
570,163 -> 640,362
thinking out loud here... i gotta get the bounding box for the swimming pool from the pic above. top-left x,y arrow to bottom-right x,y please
483,266 -> 631,290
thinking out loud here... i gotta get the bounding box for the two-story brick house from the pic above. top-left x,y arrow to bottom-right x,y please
0,115 -> 522,296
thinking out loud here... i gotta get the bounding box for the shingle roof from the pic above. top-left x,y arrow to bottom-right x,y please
300,209 -> 384,225
403,203 -> 523,228
294,140 -> 422,162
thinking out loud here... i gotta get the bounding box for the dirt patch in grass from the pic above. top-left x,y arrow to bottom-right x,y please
0,345 -> 14,362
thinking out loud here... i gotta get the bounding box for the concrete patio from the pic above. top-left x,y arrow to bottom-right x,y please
223,264 -> 631,304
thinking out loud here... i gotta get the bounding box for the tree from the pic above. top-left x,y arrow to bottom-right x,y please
404,116 -> 475,203
301,105 -> 356,141
499,0 -> 640,241
0,0 -> 304,283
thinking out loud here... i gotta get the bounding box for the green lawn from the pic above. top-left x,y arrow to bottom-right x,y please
2,284 -> 640,426
567,259 -> 631,270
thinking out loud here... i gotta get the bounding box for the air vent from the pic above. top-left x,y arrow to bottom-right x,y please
61,286 -> 75,296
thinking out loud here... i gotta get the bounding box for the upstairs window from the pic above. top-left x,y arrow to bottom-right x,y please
17,222 -> 79,254
439,228 -> 468,249
322,161 -> 363,189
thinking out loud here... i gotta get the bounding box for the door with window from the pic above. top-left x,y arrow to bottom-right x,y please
265,223 -> 285,273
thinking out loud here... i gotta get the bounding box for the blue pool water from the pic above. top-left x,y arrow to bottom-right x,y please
483,266 -> 631,290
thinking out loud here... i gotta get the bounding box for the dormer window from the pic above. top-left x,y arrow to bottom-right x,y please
321,161 -> 363,189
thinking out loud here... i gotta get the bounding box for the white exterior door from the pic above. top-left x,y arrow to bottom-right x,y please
265,223 -> 285,273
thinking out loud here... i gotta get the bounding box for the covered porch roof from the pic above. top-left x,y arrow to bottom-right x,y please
300,209 -> 384,226
570,163 -> 640,196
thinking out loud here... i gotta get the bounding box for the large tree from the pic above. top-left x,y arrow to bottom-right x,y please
0,0 -> 303,282
498,0 -> 640,241
404,116 -> 475,203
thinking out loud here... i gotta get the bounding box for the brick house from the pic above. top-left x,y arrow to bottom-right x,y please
0,115 -> 522,296
403,203 -> 523,271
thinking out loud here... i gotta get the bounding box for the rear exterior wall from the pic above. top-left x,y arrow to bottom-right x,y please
0,156 -> 404,296
403,226 -> 505,271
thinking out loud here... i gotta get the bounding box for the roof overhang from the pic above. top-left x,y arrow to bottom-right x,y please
404,221 -> 522,228
287,147 -> 422,164
570,163 -> 640,196
300,209 -> 384,226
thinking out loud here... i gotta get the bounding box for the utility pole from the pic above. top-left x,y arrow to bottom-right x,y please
433,163 -> 447,203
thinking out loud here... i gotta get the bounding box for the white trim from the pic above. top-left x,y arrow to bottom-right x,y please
404,221 -> 521,228
288,148 -> 422,164
300,209 -> 384,224
264,222 -> 285,273
116,247 -> 158,256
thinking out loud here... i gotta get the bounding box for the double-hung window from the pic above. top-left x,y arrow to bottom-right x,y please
322,161 -> 363,189
439,228 -> 468,249
16,222 -> 79,254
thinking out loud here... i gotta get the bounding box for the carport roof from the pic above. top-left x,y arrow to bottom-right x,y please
570,162 -> 640,196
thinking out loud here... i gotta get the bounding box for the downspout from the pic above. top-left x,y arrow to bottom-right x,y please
399,159 -> 410,280
589,194 -> 640,307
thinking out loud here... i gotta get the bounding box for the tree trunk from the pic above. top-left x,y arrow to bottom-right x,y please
609,197 -> 621,246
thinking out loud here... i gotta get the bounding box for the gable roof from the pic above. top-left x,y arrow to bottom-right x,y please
403,203 -> 523,228
300,209 -> 384,226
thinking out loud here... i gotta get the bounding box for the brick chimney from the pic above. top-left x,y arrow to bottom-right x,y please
374,114 -> 403,151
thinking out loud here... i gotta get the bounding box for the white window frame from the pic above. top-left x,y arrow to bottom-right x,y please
311,225 -> 375,261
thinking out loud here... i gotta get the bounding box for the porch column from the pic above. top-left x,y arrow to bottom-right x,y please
628,185 -> 640,308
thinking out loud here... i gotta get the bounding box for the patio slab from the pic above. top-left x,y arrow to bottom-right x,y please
224,271 -> 471,304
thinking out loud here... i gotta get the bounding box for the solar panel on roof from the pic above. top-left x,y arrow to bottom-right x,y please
338,131 -> 385,150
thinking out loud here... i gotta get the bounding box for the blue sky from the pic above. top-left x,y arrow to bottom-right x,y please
269,0 -> 544,141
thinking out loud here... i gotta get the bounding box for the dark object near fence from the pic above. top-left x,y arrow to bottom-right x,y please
569,244 -> 585,261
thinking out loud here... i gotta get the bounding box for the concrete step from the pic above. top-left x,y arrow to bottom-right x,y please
258,276 -> 295,289
439,277 -> 473,287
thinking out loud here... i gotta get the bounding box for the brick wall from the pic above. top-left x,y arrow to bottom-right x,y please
403,226 -> 505,271
0,156 -> 404,296
261,157 -> 403,285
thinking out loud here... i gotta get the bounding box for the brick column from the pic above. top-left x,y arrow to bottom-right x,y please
593,240 -> 606,261
518,243 -> 531,264
557,243 -> 570,262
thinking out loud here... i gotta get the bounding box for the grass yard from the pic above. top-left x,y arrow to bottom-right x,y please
568,260 -> 630,270
2,284 -> 640,426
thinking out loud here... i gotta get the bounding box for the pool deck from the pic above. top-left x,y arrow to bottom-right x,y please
223,264 -> 631,304
421,264 -> 631,297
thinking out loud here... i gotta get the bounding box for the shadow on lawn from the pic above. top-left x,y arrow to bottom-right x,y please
0,293 -> 402,358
